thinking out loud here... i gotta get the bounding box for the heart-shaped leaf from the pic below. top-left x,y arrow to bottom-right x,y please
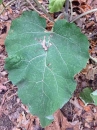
5,11 -> 89,127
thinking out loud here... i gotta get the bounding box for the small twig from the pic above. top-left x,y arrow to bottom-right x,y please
90,55 -> 97,63
3,80 -> 11,85
2,2 -> 6,8
5,0 -> 16,6
70,8 -> 97,23
32,0 -> 54,22
0,0 -> 16,15
20,1 -> 29,6
7,93 -> 17,101
26,0 -> 54,23
26,0 -> 42,15
16,0 -> 21,10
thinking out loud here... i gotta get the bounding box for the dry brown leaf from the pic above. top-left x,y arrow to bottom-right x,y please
17,111 -> 30,129
81,64 -> 97,80
46,21 -> 54,31
86,66 -> 97,80
45,109 -> 81,130
78,98 -> 92,112
0,83 -> 7,90
45,110 -> 75,130
86,21 -> 95,29
70,97 -> 83,110
0,22 -> 11,45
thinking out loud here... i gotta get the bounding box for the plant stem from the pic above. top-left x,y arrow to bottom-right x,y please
64,0 -> 69,21
70,8 -> 97,23
69,0 -> 73,21
55,13 -> 64,21
32,0 -> 54,22
56,0 -> 70,21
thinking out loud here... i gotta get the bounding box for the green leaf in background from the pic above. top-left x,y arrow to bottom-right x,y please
5,11 -> 89,127
80,87 -> 94,104
91,90 -> 97,105
49,0 -> 66,13
0,0 -> 2,4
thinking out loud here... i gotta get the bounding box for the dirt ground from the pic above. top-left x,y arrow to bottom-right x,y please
0,0 -> 97,130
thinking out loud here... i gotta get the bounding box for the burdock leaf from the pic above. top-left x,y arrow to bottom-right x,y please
5,11 -> 89,127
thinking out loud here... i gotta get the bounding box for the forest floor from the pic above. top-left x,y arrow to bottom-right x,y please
0,0 -> 97,130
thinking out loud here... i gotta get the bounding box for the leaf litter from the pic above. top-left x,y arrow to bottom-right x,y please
0,0 -> 97,129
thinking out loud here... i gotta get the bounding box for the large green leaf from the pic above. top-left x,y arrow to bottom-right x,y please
49,0 -> 66,13
5,11 -> 89,127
